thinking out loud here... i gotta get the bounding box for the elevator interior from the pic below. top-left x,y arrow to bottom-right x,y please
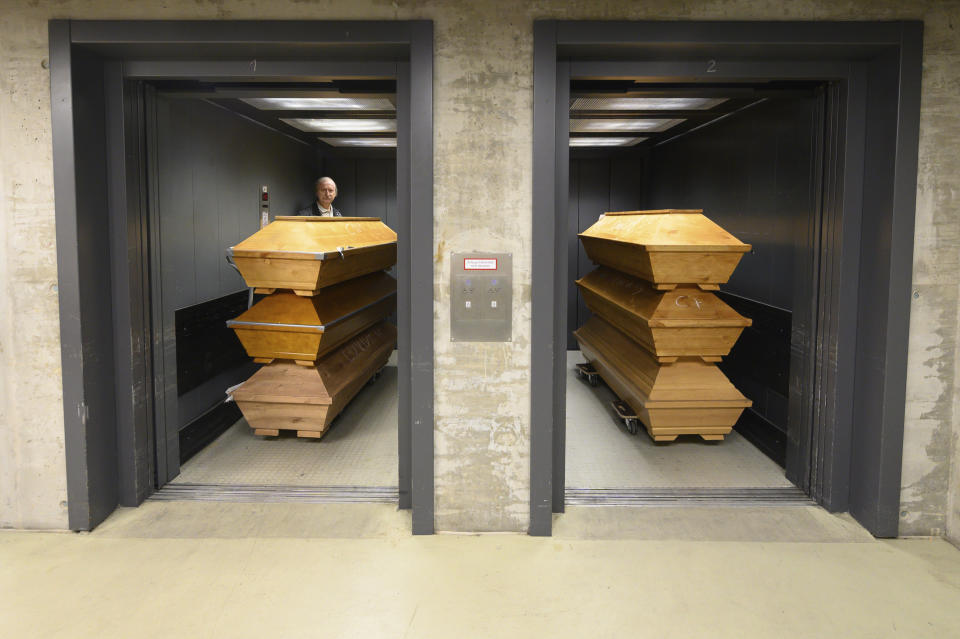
148,80 -> 401,492
564,81 -> 822,493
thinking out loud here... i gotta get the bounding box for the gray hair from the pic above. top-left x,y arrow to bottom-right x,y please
314,176 -> 337,191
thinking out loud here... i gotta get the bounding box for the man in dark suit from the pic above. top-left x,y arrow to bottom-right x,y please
297,177 -> 343,216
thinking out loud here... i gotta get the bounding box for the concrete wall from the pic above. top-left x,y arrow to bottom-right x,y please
1,0 -> 958,538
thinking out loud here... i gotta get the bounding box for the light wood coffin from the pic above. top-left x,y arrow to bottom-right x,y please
578,210 -> 751,290
574,316 -> 751,442
576,267 -> 751,363
232,321 -> 397,437
227,272 -> 397,364
228,216 -> 397,295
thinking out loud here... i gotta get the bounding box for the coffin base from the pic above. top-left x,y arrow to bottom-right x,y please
574,316 -> 751,444
639,406 -> 748,442
232,322 -> 396,440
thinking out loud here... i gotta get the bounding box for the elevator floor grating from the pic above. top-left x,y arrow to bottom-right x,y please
565,351 -> 794,489
172,361 -> 398,488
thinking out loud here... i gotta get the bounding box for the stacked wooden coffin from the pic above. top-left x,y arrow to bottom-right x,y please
226,217 -> 397,439
574,210 -> 753,442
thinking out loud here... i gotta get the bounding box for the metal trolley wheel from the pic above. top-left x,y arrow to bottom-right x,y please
612,399 -> 640,436
575,362 -> 600,386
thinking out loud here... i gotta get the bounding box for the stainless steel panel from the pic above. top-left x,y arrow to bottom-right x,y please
450,252 -> 512,342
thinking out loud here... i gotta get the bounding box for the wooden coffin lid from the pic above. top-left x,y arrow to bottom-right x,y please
576,267 -> 751,328
574,316 -> 750,407
579,209 -> 751,253
227,272 -> 397,333
229,217 -> 397,260
232,321 -> 397,405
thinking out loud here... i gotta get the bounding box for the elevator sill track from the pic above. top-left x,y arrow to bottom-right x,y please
150,483 -> 398,504
564,487 -> 811,507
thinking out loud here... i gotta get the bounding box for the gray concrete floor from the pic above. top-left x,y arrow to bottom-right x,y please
565,351 -> 792,488
2,502 -> 959,638
174,356 -> 399,487
172,351 -> 790,492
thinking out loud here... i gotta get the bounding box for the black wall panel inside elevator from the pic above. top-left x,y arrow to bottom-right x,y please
566,153 -> 644,348
647,98 -> 816,312
647,96 -> 818,464
175,290 -> 251,397
319,153 -> 398,229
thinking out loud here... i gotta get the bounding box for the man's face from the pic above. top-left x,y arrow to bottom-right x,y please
317,181 -> 337,208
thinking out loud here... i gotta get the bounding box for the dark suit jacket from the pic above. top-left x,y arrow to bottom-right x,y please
296,201 -> 343,217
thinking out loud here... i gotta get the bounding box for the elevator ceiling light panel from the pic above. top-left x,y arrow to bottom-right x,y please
569,137 -> 645,147
570,118 -> 685,133
282,118 -> 397,133
320,137 -> 397,147
242,97 -> 395,111
570,97 -> 728,111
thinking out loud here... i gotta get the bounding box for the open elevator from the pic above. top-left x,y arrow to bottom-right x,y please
146,80 -> 404,500
562,80 -> 824,500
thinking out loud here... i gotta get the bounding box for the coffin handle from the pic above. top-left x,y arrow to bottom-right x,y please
225,254 -> 254,308
224,381 -> 244,403
225,253 -> 242,275
334,245 -> 358,259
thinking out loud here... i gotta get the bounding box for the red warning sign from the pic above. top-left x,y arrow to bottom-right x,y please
463,258 -> 498,271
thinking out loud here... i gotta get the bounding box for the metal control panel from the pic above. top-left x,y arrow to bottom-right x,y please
260,184 -> 270,228
450,252 -> 512,342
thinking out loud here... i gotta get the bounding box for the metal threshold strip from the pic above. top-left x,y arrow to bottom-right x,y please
564,486 -> 812,507
150,483 -> 398,504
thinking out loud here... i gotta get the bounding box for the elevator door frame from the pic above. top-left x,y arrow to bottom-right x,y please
531,21 -> 923,537
50,20 -> 436,534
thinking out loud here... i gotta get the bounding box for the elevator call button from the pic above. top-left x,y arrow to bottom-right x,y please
451,252 -> 512,342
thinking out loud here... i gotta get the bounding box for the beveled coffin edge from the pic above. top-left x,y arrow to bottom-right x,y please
231,321 -> 397,406
576,330 -> 750,441
573,317 -> 752,410
275,216 -> 382,221
227,240 -> 398,262
604,209 -> 703,216
574,270 -> 752,329
577,232 -> 752,254
229,243 -> 398,294
228,294 -> 397,363
576,287 -> 748,361
580,209 -> 752,253
575,333 -> 752,442
226,291 -> 398,334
